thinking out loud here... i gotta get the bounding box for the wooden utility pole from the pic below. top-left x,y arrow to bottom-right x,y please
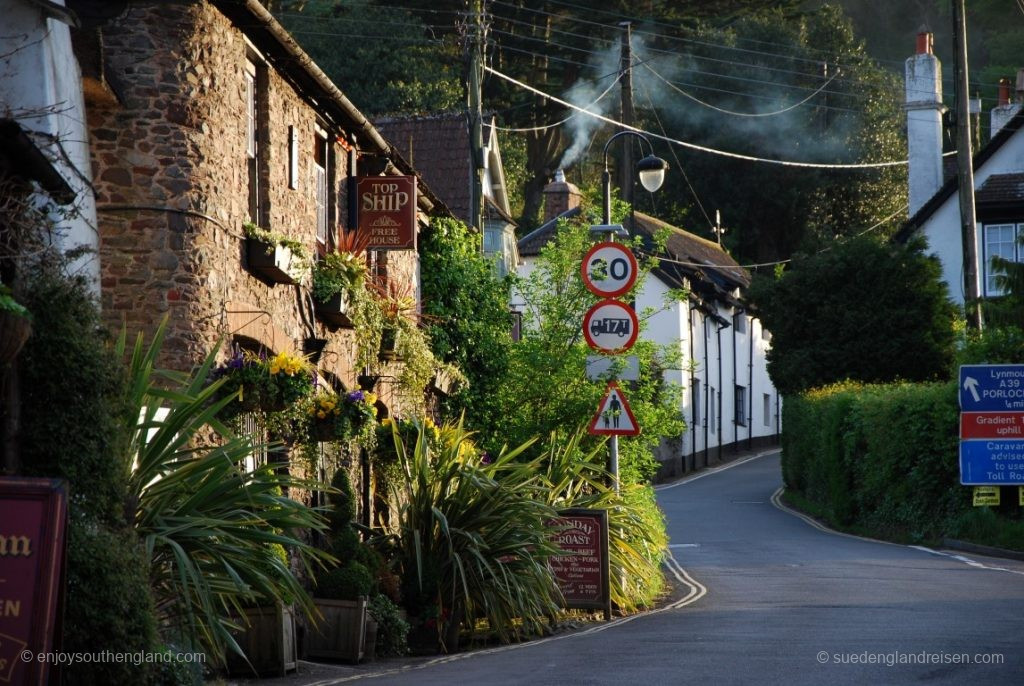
618,22 -> 635,209
952,0 -> 984,330
467,0 -> 488,233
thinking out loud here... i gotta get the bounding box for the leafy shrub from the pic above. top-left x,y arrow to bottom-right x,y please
316,562 -> 374,600
954,326 -> 1024,367
62,523 -> 157,685
781,380 -> 1012,546
369,594 -> 409,657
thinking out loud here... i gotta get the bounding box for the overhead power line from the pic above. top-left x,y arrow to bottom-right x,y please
484,66 -> 917,170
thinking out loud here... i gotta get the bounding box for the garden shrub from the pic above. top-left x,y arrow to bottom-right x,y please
16,267 -> 159,682
781,380 -> 1015,546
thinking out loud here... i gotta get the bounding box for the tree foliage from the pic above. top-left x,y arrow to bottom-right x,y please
419,216 -> 514,441
747,236 -> 957,395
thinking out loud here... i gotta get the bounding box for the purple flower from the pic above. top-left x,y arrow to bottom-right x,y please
347,390 -> 365,402
480,452 -> 494,465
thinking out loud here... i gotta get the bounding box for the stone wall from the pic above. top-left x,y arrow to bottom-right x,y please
87,0 -> 378,391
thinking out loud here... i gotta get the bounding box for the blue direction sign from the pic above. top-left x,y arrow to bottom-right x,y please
960,440 -> 1024,485
959,364 -> 1024,411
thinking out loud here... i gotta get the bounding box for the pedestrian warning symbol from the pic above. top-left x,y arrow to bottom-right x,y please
588,381 -> 640,436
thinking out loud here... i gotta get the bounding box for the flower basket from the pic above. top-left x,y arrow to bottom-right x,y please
212,349 -> 314,417
312,417 -> 337,442
0,311 -> 31,367
306,390 -> 377,443
379,326 -> 400,361
315,292 -> 353,328
246,237 -> 302,284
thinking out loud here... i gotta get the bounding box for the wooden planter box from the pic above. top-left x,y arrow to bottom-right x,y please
226,604 -> 298,677
315,292 -> 353,328
246,238 -> 302,284
306,597 -> 367,663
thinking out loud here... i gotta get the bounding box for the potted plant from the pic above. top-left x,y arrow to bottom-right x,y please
244,221 -> 309,284
211,348 -> 314,416
304,388 -> 377,445
372,280 -> 417,362
0,283 -> 31,367
307,468 -> 372,662
312,231 -> 372,327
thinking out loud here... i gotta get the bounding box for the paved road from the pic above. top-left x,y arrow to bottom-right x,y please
320,451 -> 1024,685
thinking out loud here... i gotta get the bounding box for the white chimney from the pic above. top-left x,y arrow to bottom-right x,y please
905,30 -> 946,217
991,70 -> 1024,137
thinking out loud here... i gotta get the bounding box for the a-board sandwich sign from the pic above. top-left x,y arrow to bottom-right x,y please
546,508 -> 611,621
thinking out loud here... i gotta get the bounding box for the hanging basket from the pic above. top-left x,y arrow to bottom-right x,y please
0,312 -> 32,367
312,417 -> 338,442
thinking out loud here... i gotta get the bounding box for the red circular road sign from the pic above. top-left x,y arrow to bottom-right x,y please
581,242 -> 638,298
582,299 -> 639,353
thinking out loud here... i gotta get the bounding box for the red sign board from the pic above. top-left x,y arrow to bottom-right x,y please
581,242 -> 638,298
960,412 -> 1024,439
547,509 -> 610,618
582,299 -> 639,354
357,176 -> 417,251
0,478 -> 67,685
588,381 -> 640,436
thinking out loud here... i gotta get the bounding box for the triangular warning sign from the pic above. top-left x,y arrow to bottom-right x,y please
588,381 -> 640,436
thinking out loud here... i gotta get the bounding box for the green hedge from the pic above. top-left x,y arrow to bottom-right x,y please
781,381 -> 992,544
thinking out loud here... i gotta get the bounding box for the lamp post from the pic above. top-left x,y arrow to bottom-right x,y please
592,130 -> 668,492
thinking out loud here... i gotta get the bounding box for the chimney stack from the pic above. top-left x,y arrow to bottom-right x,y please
991,70 -> 1023,137
905,29 -> 945,217
542,170 -> 582,224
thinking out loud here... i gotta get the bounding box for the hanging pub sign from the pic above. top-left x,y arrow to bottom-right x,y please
0,478 -> 68,685
547,508 -> 611,621
357,176 -> 417,251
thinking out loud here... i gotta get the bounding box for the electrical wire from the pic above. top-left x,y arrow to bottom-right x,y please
636,203 -> 910,271
643,61 -> 842,117
485,65 -> 917,169
486,71 -> 623,133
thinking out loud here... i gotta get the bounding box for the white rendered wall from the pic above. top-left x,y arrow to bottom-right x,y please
0,0 -> 99,292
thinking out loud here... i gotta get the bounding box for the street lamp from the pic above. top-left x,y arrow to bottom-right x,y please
592,131 -> 669,493
600,130 -> 669,225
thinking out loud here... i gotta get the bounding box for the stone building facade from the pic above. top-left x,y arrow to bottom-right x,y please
77,0 -> 441,417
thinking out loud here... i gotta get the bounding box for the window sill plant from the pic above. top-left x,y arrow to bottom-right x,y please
244,221 -> 309,285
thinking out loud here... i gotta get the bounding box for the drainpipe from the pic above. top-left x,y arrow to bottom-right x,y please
732,311 -> 738,452
702,312 -> 709,469
748,319 -> 755,450
716,318 -> 724,464
688,301 -> 696,472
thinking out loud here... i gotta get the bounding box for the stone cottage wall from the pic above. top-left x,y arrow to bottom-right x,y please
88,1 -> 362,388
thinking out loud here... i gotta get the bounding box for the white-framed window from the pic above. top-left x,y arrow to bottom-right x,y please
244,59 -> 261,224
692,379 -> 701,426
709,386 -> 716,435
314,126 -> 329,248
983,223 -> 1021,296
735,385 -> 747,427
734,311 -> 747,334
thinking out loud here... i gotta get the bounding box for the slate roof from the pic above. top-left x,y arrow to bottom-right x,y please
518,208 -> 749,306
976,172 -> 1024,205
375,113 -> 471,224
897,109 -> 1024,241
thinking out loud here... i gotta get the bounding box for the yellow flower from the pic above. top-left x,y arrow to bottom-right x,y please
317,410 -> 327,419
269,363 -> 280,375
365,392 -> 377,405
382,417 -> 393,427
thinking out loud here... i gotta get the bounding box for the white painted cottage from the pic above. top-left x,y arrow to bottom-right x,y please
516,173 -> 780,480
898,31 -> 1024,303
0,0 -> 100,290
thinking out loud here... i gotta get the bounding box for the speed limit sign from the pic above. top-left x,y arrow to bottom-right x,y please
581,242 -> 638,298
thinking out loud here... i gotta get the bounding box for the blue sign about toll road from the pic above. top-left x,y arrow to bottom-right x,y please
959,364 -> 1024,411
960,439 -> 1024,485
